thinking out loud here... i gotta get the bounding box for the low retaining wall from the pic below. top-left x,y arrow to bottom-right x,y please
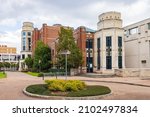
140,69 -> 150,78
115,68 -> 150,78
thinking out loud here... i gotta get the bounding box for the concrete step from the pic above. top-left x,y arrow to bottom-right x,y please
79,73 -> 116,78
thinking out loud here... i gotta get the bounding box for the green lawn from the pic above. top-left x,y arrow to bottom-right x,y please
26,84 -> 111,97
0,72 -> 6,79
26,72 -> 39,76
25,72 -> 43,77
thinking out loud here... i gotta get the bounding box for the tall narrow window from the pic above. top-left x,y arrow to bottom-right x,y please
148,23 -> 150,30
86,39 -> 93,73
97,38 -> 100,70
22,37 -> 26,51
106,36 -> 112,69
118,36 -> 122,69
106,36 -> 112,47
118,36 -> 122,47
22,32 -> 26,36
28,38 -> 31,51
28,32 -> 31,36
106,56 -> 112,69
118,56 -> 122,68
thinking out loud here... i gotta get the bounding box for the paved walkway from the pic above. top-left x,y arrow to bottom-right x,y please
0,72 -> 150,100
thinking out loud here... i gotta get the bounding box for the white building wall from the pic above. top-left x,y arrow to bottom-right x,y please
94,11 -> 125,73
19,22 -> 34,71
124,18 -> 150,68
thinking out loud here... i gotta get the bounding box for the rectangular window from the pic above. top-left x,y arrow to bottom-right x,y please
148,23 -> 150,30
106,56 -> 112,69
106,36 -> 112,47
23,46 -> 25,51
28,38 -> 31,51
22,32 -> 26,36
22,54 -> 25,59
118,56 -> 122,69
118,36 -> 122,47
97,38 -> 100,70
129,27 -> 138,35
86,57 -> 93,73
86,39 -> 93,48
22,37 -> 26,51
89,39 -> 93,48
28,32 -> 31,36
97,38 -> 100,48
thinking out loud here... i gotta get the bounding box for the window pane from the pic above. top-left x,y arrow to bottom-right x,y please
106,56 -> 112,69
118,56 -> 122,68
28,32 -> 31,36
22,32 -> 26,36
148,23 -> 150,30
118,36 -> 122,47
97,38 -> 100,48
129,27 -> 138,35
106,36 -> 111,47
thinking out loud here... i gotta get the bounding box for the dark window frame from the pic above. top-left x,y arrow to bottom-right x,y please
106,36 -> 112,47
118,36 -> 122,47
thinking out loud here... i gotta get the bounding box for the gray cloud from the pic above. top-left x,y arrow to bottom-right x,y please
0,0 -> 150,53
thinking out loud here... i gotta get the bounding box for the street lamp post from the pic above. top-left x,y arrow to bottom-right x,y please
65,53 -> 67,80
60,50 -> 70,80
39,59 -> 41,73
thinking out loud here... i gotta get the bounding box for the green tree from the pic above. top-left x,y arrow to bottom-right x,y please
4,62 -> 10,68
24,57 -> 33,71
57,27 -> 83,69
33,40 -> 51,72
0,62 -> 3,70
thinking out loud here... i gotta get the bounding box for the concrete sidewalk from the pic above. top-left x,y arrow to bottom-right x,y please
0,72 -> 150,100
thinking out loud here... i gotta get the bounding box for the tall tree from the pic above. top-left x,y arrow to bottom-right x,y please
57,27 -> 83,69
24,57 -> 33,71
33,41 -> 51,72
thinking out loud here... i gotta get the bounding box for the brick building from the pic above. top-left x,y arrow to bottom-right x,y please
32,24 -> 73,64
32,24 -> 62,64
74,26 -> 95,73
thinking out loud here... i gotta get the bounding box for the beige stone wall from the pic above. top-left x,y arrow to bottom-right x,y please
115,68 -> 150,78
21,22 -> 34,52
94,11 -> 125,73
97,11 -> 122,30
115,69 -> 140,77
22,22 -> 34,31
124,18 -> 150,68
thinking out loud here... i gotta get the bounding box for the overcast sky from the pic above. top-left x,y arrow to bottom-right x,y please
0,0 -> 150,53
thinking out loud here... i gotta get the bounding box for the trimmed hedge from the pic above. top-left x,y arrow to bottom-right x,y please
45,79 -> 86,92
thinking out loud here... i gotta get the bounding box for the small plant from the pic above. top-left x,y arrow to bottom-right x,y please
45,79 -> 86,92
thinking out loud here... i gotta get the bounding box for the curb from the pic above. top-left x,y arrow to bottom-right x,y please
23,87 -> 112,100
82,80 -> 150,88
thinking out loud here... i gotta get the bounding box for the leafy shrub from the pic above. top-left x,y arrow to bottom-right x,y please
38,73 -> 44,77
45,79 -> 86,92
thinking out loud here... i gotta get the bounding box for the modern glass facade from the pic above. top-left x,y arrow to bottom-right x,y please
86,39 -> 93,72
22,37 -> 26,51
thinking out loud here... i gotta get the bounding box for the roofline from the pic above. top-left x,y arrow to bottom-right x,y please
124,18 -> 150,28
